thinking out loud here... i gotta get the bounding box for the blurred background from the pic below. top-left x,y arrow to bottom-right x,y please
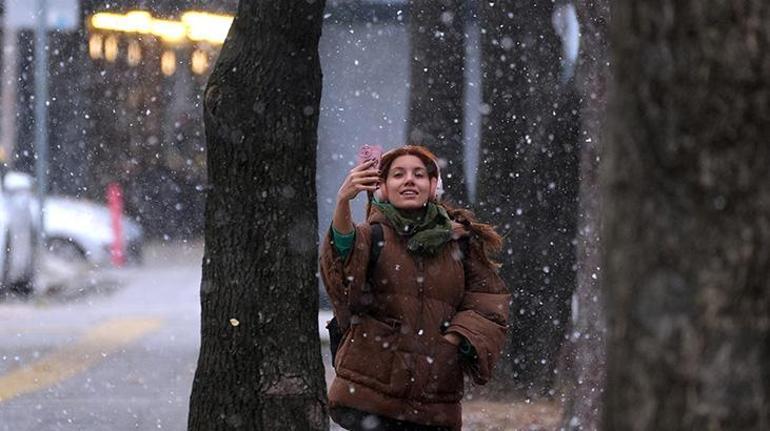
0,0 -> 581,429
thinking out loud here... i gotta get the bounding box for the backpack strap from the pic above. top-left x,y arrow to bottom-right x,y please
365,223 -> 384,291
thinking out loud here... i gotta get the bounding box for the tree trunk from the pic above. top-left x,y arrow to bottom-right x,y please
559,0 -> 609,429
406,0 -> 468,205
188,2 -> 328,430
476,0 -> 579,394
603,2 -> 770,429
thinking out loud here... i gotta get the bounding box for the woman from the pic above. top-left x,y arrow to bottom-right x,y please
320,145 -> 510,430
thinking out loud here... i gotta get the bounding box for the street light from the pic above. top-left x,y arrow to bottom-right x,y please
89,34 -> 103,59
104,35 -> 119,62
181,12 -> 233,44
127,40 -> 142,66
88,10 -> 234,76
90,10 -> 233,45
161,50 -> 176,76
191,49 -> 208,75
151,19 -> 186,44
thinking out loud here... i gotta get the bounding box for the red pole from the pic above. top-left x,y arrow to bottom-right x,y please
107,182 -> 125,267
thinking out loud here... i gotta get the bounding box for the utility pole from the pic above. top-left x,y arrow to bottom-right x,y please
1,2 -> 19,167
34,0 -> 48,243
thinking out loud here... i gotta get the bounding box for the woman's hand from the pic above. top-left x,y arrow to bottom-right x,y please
332,160 -> 380,235
336,159 -> 380,203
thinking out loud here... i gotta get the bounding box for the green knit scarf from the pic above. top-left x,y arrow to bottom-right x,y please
371,200 -> 452,256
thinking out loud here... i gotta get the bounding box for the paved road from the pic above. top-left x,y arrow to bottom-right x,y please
0,242 -> 338,431
0,242 -> 203,430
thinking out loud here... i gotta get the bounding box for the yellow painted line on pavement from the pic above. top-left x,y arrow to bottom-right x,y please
0,317 -> 163,403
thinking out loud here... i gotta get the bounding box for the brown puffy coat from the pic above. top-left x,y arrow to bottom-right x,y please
320,208 -> 510,430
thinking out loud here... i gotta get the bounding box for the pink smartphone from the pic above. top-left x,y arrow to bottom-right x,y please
356,144 -> 383,170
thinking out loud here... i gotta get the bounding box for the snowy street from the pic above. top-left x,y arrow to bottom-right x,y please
0,241 -> 558,430
0,242 -> 205,430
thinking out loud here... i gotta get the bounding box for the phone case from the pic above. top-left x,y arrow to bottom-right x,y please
356,144 -> 383,170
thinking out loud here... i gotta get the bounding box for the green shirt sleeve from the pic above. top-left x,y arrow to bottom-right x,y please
331,225 -> 356,258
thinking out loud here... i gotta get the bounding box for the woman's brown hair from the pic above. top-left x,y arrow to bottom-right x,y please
369,145 -> 503,269
378,145 -> 441,183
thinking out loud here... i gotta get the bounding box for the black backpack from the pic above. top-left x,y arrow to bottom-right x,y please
325,223 -> 469,367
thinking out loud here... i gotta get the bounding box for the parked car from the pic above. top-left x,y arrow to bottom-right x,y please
43,196 -> 144,266
0,170 -> 38,295
4,171 -> 144,267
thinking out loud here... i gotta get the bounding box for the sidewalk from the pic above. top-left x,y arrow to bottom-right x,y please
462,398 -> 561,430
327,398 -> 561,430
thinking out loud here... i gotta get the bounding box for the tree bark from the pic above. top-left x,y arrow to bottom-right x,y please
476,0 -> 579,394
560,0 -> 609,429
406,0 -> 468,205
188,2 -> 328,430
603,1 -> 770,429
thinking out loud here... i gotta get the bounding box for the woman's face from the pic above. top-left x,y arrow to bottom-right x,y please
381,155 -> 437,211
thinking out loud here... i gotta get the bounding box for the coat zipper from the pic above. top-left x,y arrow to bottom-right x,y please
408,254 -> 426,399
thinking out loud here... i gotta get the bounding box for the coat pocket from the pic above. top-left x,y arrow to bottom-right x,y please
423,337 -> 464,401
337,316 -> 397,388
